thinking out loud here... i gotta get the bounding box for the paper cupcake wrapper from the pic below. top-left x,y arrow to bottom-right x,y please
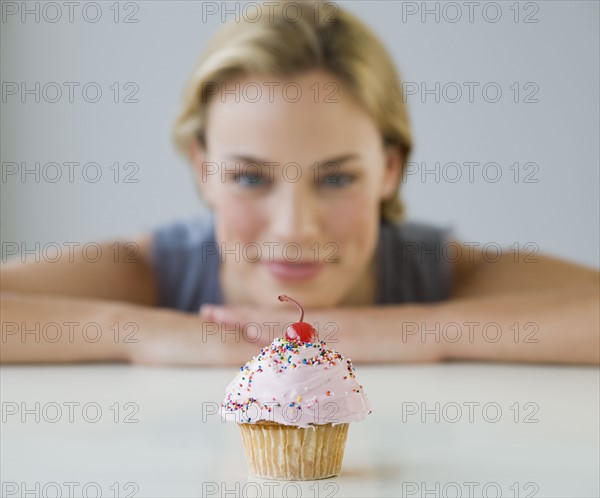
238,421 -> 349,480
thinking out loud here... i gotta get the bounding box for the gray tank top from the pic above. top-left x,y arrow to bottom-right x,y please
150,213 -> 454,312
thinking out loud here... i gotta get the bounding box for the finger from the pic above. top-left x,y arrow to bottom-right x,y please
199,304 -> 213,319
200,305 -> 236,324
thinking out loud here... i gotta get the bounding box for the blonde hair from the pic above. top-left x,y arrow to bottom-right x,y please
172,0 -> 413,222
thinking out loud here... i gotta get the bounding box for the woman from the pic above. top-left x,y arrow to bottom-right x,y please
1,1 -> 598,365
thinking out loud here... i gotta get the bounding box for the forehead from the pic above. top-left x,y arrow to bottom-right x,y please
205,70 -> 382,162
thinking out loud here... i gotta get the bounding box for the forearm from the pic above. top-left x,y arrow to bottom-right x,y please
309,305 -> 445,363
1,291 -> 126,362
0,292 -> 223,364
435,284 -> 599,364
314,285 -> 599,365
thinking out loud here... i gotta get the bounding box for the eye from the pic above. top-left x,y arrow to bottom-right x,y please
234,170 -> 269,187
320,173 -> 356,188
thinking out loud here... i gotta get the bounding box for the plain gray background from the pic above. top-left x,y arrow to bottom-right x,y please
1,0 -> 599,268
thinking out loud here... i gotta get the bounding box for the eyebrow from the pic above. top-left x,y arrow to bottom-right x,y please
225,153 -> 360,168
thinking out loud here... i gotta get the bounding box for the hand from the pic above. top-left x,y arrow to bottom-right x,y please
199,303 -> 348,348
199,303 -> 300,344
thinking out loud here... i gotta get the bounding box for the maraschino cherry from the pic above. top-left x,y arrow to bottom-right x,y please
277,295 -> 318,343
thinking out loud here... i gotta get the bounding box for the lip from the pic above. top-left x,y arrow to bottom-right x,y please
265,261 -> 324,281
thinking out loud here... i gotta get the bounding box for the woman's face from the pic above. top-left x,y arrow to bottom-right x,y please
191,69 -> 402,308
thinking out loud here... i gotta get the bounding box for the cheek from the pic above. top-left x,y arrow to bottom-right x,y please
324,193 -> 380,251
214,194 -> 266,243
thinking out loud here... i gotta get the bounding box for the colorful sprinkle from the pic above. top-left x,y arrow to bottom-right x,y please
221,338 -> 365,416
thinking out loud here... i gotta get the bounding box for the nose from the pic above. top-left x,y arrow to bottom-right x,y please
270,182 -> 320,245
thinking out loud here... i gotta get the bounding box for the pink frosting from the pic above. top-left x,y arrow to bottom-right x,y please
220,337 -> 371,428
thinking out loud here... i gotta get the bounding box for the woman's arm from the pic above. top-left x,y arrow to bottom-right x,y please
1,237 -> 158,305
438,245 -> 600,364
0,292 -> 265,365
438,283 -> 599,364
0,235 -> 154,362
0,236 -> 268,365
350,248 -> 599,364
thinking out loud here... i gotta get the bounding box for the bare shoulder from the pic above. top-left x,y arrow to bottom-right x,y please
0,233 -> 158,306
446,239 -> 599,298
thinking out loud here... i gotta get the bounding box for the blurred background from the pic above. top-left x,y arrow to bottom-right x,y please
1,0 -> 598,268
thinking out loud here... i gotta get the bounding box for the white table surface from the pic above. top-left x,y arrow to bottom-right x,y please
1,363 -> 598,498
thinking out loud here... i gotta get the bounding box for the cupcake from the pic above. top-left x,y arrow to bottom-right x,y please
221,295 -> 371,480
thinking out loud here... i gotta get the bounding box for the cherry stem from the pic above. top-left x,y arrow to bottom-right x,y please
277,295 -> 304,322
